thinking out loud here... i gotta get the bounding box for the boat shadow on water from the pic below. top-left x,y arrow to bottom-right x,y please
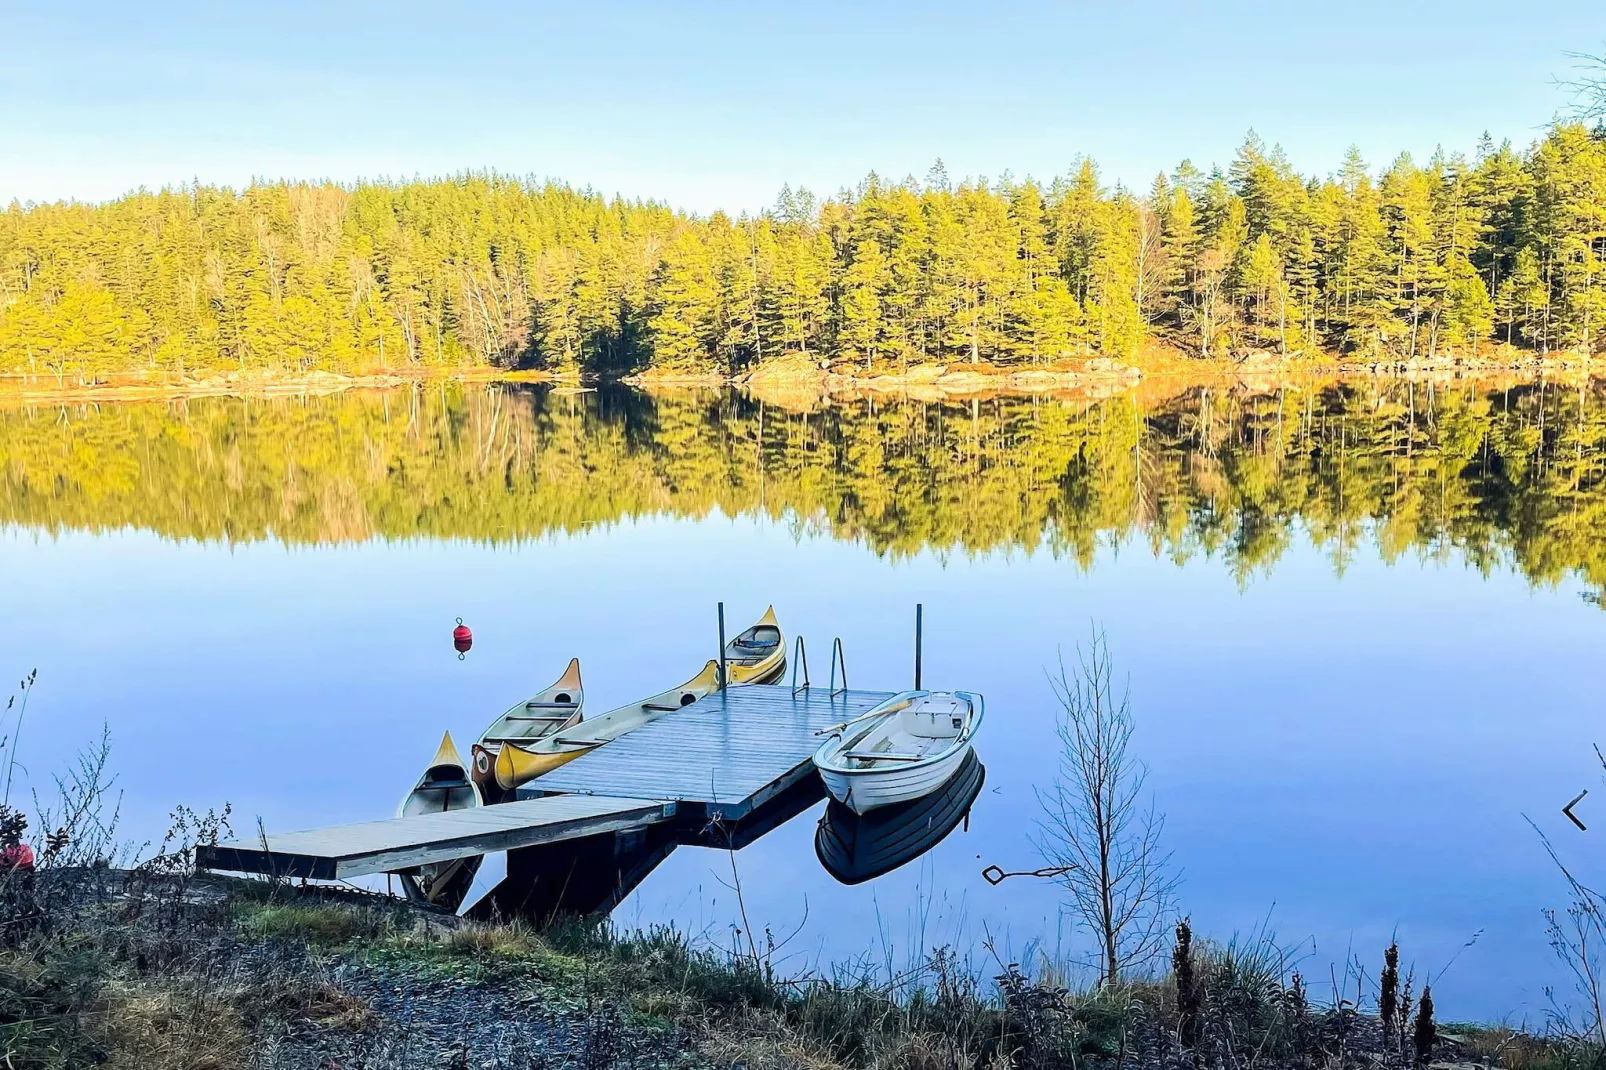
815,750 -> 985,886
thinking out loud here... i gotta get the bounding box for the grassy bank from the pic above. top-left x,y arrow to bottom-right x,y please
0,863 -> 1587,1070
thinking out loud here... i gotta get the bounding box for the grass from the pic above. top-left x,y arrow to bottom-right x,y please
0,774 -> 1599,1070
16,871 -> 1606,1070
233,900 -> 396,946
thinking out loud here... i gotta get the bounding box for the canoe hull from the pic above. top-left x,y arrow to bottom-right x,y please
492,737 -> 593,787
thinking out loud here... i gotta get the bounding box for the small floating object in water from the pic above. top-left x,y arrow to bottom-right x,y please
453,618 -> 473,658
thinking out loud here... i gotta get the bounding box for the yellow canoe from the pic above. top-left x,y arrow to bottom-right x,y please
394,732 -> 483,909
490,660 -> 721,788
469,658 -> 583,801
487,607 -> 786,792
724,605 -> 785,683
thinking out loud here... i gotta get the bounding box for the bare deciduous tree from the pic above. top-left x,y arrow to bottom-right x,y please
1034,630 -> 1179,985
1561,50 -> 1606,122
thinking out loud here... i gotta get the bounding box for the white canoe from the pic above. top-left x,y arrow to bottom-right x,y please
813,690 -> 984,815
394,732 -> 483,909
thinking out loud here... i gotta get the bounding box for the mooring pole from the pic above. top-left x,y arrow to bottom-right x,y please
914,602 -> 923,690
717,601 -> 728,690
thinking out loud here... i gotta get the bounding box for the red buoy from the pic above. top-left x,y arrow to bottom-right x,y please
453,617 -> 473,657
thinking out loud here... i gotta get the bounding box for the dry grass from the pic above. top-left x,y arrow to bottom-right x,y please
1448,1024 -> 1598,1070
89,971 -> 376,1070
436,918 -> 543,958
871,1033 -> 1013,1070
691,1006 -> 855,1070
91,981 -> 253,1070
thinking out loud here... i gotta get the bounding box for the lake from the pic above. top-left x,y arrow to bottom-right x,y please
2,378 -> 1603,1022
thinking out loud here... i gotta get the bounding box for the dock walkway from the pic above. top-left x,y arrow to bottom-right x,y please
533,686 -> 891,819
197,684 -> 895,880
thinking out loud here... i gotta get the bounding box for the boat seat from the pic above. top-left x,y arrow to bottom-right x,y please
503,714 -> 573,721
525,701 -> 576,709
844,750 -> 925,762
554,737 -> 606,747
415,779 -> 473,790
735,627 -> 780,648
642,702 -> 689,712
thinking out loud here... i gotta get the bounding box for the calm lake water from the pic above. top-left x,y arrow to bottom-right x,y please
2,379 -> 1604,1021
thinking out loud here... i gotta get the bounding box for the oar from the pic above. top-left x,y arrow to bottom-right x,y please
814,700 -> 910,737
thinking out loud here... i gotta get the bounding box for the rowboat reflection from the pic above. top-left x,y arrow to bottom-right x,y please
815,749 -> 984,885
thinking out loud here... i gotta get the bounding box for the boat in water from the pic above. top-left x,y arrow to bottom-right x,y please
393,732 -> 483,910
722,606 -> 785,683
815,749 -> 984,884
813,690 -> 984,814
470,658 -> 584,802
475,607 -> 786,793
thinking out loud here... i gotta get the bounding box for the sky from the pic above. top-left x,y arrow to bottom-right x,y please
2,0 -> 1604,213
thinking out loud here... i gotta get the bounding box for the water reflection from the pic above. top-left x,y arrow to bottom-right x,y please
3,379 -> 1604,595
816,751 -> 985,885
4,379 -> 1606,1018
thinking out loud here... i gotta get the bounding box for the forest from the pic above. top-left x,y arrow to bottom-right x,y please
2,380 -> 1603,597
1,124 -> 1604,380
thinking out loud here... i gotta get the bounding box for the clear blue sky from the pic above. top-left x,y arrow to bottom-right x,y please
3,0 -> 1603,212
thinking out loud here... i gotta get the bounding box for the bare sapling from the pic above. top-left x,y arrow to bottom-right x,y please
1561,50 -> 1606,121
1034,629 -> 1179,985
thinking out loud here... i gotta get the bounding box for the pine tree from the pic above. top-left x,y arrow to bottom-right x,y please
841,237 -> 887,368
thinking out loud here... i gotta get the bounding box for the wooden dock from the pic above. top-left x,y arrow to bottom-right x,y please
196,684 -> 896,883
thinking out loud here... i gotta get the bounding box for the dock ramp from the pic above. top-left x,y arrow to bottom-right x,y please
197,794 -> 674,880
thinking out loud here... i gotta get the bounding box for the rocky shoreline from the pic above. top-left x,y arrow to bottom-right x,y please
5,345 -> 1598,408
0,366 -> 558,405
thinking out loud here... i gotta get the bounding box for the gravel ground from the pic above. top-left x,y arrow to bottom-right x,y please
246,956 -> 701,1070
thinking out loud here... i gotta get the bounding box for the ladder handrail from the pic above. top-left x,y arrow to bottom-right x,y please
790,635 -> 811,695
829,637 -> 848,698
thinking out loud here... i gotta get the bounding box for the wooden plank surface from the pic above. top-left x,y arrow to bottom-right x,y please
536,685 -> 895,815
197,794 -> 672,879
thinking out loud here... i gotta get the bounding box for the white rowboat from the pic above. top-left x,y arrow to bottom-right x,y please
812,690 -> 984,815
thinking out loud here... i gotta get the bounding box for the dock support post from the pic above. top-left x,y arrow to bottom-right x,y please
914,603 -> 923,690
717,602 -> 728,690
